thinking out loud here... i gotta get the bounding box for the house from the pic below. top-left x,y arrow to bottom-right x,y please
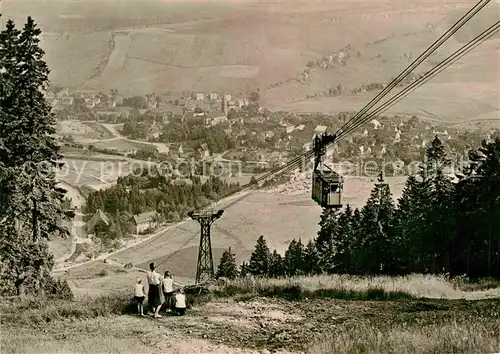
152,142 -> 168,154
223,94 -> 232,101
286,125 -> 295,134
296,124 -> 305,131
61,96 -> 74,107
194,93 -> 205,101
370,119 -> 381,130
205,111 -> 227,126
235,99 -> 245,108
45,92 -> 55,100
85,98 -> 95,109
264,131 -> 275,139
147,100 -> 158,110
57,87 -> 69,98
314,125 -> 328,134
132,211 -> 158,234
87,209 -> 111,234
107,99 -> 117,109
394,130 -> 401,142
172,178 -> 194,186
209,93 -> 218,100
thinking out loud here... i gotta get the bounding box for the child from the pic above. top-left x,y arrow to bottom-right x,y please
173,288 -> 187,316
162,271 -> 181,313
134,278 -> 145,316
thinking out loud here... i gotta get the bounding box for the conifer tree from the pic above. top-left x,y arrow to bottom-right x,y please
268,250 -> 285,278
303,239 -> 321,275
358,176 -> 395,274
330,204 -> 353,273
419,136 -> 455,273
248,235 -> 270,276
315,208 -> 338,273
283,239 -> 305,276
394,175 -> 426,272
0,17 -> 71,295
239,261 -> 249,277
216,247 -> 238,279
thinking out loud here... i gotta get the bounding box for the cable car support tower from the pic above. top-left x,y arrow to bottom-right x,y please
187,209 -> 224,283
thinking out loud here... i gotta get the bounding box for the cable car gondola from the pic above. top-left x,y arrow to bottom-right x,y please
311,133 -> 344,209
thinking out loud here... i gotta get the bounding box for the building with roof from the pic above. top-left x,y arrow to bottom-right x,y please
132,211 -> 158,234
86,209 -> 111,234
314,125 -> 328,134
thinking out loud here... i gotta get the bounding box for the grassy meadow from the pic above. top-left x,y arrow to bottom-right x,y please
1,273 -> 499,354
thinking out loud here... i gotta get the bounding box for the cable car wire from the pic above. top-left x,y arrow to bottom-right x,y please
186,0 -> 493,208
333,0 -> 492,138
335,20 -> 500,142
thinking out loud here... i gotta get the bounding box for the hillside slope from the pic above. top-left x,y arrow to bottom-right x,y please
99,176 -> 407,279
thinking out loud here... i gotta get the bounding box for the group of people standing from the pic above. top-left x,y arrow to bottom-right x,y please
134,262 -> 186,318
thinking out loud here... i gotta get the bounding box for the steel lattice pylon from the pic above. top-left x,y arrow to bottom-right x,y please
188,209 -> 224,283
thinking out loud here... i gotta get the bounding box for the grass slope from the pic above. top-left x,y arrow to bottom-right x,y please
2,274 -> 499,354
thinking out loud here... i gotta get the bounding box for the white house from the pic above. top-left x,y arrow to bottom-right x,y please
314,125 -> 328,134
61,96 -> 74,107
370,119 -> 381,130
132,211 -> 158,234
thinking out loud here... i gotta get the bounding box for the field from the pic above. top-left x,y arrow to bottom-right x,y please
57,158 -> 131,187
89,138 -> 156,152
2,273 -> 499,354
57,121 -> 114,141
4,1 -> 499,122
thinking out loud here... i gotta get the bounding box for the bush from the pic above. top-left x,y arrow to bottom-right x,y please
45,278 -> 74,300
0,292 -> 135,326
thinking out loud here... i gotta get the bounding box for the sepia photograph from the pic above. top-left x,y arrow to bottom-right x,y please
0,0 -> 499,353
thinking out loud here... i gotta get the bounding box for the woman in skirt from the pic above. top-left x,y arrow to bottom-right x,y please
146,262 -> 163,318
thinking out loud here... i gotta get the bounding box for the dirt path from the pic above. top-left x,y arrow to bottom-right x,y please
52,182 -> 90,267
88,34 -> 132,88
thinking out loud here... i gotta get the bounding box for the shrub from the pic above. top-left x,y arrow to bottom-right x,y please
45,278 -> 74,300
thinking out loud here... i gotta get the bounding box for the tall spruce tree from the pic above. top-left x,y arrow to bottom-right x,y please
315,208 -> 338,273
283,239 -> 306,276
419,136 -> 455,273
0,17 -> 71,295
303,239 -> 321,275
248,235 -> 270,276
268,250 -> 285,278
394,175 -> 426,273
216,247 -> 238,279
330,204 -> 353,273
358,176 -> 395,274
